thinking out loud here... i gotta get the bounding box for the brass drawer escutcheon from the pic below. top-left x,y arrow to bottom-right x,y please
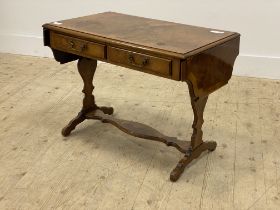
69,40 -> 87,53
128,53 -> 149,68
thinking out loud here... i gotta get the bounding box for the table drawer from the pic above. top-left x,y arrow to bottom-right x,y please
50,32 -> 106,59
107,46 -> 172,77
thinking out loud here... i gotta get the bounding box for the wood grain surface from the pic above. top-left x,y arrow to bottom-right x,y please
43,12 -> 239,58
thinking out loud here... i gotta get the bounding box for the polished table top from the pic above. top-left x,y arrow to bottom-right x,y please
43,12 -> 239,59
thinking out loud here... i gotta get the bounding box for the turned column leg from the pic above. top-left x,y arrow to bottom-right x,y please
78,58 -> 98,112
62,58 -> 113,137
170,81 -> 217,181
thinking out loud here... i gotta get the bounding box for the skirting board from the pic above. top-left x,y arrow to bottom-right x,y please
0,33 -> 53,58
234,55 -> 280,80
0,33 -> 279,80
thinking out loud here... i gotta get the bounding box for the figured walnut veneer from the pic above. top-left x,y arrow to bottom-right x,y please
43,12 -> 240,181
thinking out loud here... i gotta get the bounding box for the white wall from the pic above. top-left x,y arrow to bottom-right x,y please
1,0 -> 280,79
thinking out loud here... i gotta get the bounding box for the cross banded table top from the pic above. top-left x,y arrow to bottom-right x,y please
43,12 -> 239,58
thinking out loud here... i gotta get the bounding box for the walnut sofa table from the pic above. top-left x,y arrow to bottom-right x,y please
43,12 -> 240,182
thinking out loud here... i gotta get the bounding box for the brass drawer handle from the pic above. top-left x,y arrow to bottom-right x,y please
128,54 -> 149,68
69,40 -> 87,53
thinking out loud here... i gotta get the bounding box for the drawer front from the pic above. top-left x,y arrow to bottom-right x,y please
107,46 -> 172,77
50,32 -> 106,59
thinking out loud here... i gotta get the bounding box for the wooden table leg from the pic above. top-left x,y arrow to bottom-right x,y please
170,81 -> 217,181
61,58 -> 113,137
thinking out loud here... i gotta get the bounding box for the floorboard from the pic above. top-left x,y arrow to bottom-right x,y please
0,53 -> 279,210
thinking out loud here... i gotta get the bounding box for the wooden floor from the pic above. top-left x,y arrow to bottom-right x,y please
0,53 -> 279,210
